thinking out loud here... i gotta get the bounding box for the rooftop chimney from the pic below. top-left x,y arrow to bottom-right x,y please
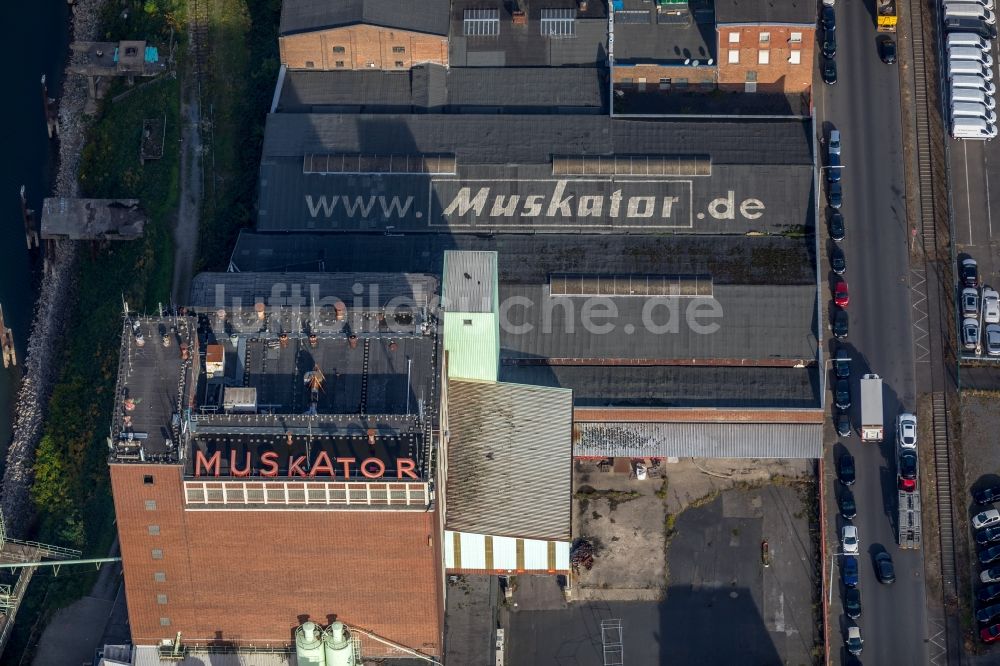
512,10 -> 527,24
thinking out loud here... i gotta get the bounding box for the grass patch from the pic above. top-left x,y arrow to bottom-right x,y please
575,485 -> 641,511
655,477 -> 669,499
2,15 -> 182,665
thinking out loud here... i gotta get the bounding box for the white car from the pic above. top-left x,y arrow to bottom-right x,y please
897,413 -> 917,449
975,509 -> 1000,530
985,287 -> 1000,323
846,625 -> 863,655
964,317 -> 981,350
964,287 -> 981,318
842,525 -> 860,554
983,566 -> 1000,583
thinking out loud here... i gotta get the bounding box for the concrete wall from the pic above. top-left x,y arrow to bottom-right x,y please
110,464 -> 444,656
716,25 -> 815,93
279,24 -> 448,71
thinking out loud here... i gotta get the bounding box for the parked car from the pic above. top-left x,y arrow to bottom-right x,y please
834,309 -> 849,339
978,603 -> 1000,624
835,347 -> 851,378
827,151 -> 842,183
823,32 -> 838,58
822,5 -> 836,31
974,484 -> 1000,504
986,324 -> 1000,356
822,58 -> 838,85
836,411 -> 852,437
963,257 -> 980,287
839,488 -> 857,519
831,245 -> 846,275
842,554 -> 859,587
964,287 -> 981,318
842,525 -> 860,554
835,281 -> 850,307
985,287 -> 1000,322
829,211 -> 845,241
828,180 -> 843,207
844,587 -> 861,619
835,378 -> 851,409
845,625 -> 863,655
897,413 -> 917,449
975,509 -> 1000,530
979,527 -> 1000,545
981,583 -> 1000,603
838,453 -> 856,485
875,551 -> 896,584
964,317 -> 981,351
878,35 -> 897,63
982,624 -> 1000,643
983,566 -> 1000,583
898,450 -> 918,492
980,545 -> 1000,565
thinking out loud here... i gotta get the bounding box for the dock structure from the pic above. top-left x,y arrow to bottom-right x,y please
69,40 -> 168,100
18,187 -> 38,251
40,198 -> 146,241
39,75 -> 57,140
0,307 -> 15,369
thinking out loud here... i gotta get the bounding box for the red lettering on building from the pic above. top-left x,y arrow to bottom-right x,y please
260,451 -> 280,477
288,456 -> 308,477
310,451 -> 335,477
230,451 -> 252,477
194,450 -> 221,477
397,458 -> 418,479
336,457 -> 356,478
361,457 -> 386,479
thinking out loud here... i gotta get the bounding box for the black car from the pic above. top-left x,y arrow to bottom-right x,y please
980,583 -> 1000,603
833,308 -> 849,339
944,17 -> 998,39
822,5 -> 836,31
981,545 -> 1000,565
975,485 -> 1000,505
844,586 -> 861,619
838,453 -> 856,486
835,378 -> 851,409
831,245 -> 846,275
898,450 -> 918,491
978,604 -> 1000,624
828,181 -> 843,208
835,347 -> 851,378
823,33 -> 837,59
829,211 -> 845,241
878,36 -> 897,64
839,488 -> 857,520
827,152 -> 842,183
963,258 -> 980,288
979,527 -> 1000,546
875,551 -> 896,584
822,58 -> 838,85
836,411 -> 852,437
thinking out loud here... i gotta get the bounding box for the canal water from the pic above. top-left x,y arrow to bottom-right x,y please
0,1 -> 70,455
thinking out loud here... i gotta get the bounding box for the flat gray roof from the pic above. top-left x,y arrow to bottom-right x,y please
614,0 -> 717,64
574,421 -> 823,458
279,0 -> 450,36
275,66 -> 605,114
714,0 -> 815,25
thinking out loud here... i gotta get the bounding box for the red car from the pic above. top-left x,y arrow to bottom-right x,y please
981,623 -> 1000,643
835,281 -> 850,307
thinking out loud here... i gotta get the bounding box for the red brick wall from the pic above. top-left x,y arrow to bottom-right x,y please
111,464 -> 443,657
612,64 -> 717,88
716,25 -> 815,93
279,25 -> 448,71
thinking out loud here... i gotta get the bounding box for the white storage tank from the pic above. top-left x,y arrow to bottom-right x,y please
322,621 -> 356,666
295,621 -> 325,666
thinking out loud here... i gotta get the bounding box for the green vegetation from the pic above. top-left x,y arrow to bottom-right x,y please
198,0 -> 280,269
575,485 -> 640,511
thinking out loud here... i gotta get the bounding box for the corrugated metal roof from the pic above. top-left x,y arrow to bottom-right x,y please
446,379 -> 573,540
574,422 -> 823,458
443,251 -> 496,313
133,646 -> 296,666
444,312 -> 498,382
280,0 -> 450,36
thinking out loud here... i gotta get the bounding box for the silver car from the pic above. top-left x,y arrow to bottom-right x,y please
964,317 -> 981,350
985,287 -> 1000,323
964,287 -> 981,318
987,324 -> 1000,356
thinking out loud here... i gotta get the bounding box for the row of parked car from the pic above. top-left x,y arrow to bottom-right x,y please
970,485 -> 1000,641
958,257 -> 1000,355
943,4 -> 1000,138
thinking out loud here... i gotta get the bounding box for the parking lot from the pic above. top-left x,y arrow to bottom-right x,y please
505,460 -> 820,664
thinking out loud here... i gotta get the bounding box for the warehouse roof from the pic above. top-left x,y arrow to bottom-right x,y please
714,0 -> 815,25
613,0 -> 716,64
446,379 -> 573,541
279,0 -> 450,36
274,66 -> 605,113
574,421 -> 823,458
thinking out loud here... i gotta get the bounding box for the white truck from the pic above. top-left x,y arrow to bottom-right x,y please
860,374 -> 884,442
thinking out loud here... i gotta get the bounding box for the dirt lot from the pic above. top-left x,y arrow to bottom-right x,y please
571,457 -> 812,600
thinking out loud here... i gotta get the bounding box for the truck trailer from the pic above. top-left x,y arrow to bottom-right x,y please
860,374 -> 885,442
878,0 -> 898,32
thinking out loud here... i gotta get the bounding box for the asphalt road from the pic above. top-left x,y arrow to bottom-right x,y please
814,2 -> 926,664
